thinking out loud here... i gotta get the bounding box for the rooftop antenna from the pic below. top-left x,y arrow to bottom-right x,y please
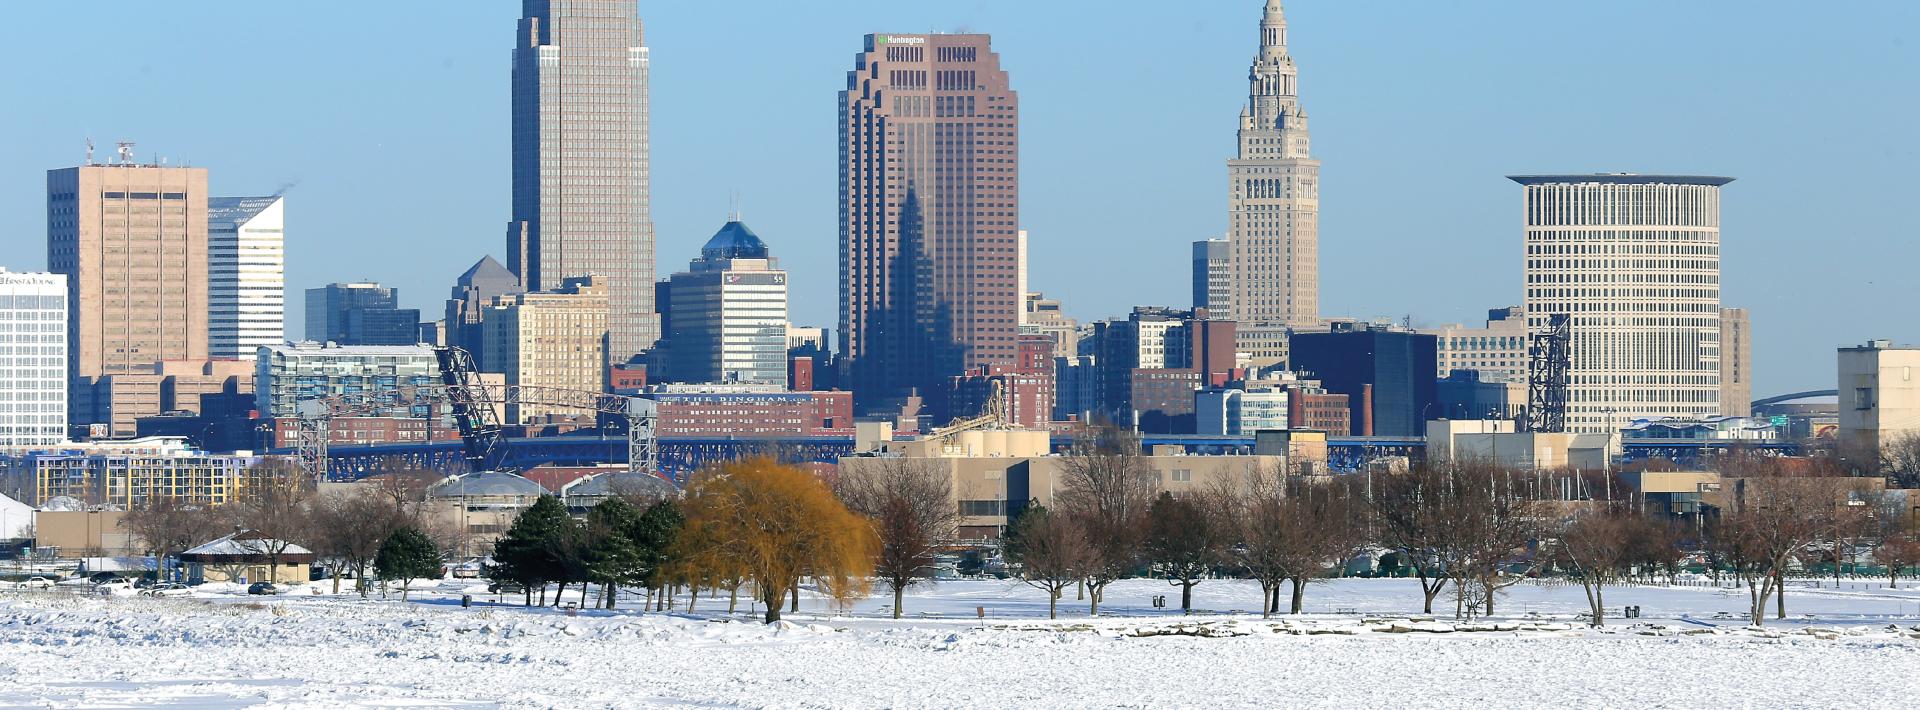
84,138 -> 95,165
116,141 -> 135,165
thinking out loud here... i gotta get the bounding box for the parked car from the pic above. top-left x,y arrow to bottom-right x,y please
141,583 -> 192,597
488,580 -> 526,594
93,578 -> 135,592
247,582 -> 282,596
17,577 -> 55,590
87,571 -> 123,585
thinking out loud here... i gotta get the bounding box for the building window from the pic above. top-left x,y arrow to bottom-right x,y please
1171,469 -> 1192,483
1856,387 -> 1875,411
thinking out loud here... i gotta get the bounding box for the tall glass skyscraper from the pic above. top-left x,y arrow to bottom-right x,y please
1513,174 -> 1731,432
207,195 -> 285,361
508,0 -> 655,363
839,33 -> 1020,416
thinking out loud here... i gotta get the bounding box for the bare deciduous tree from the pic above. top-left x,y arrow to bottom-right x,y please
1141,492 -> 1226,613
1555,510 -> 1633,626
1054,428 -> 1159,616
227,460 -> 316,583
1707,477 -> 1833,625
1002,504 -> 1090,619
838,458 -> 959,619
310,488 -> 410,595
121,499 -> 227,582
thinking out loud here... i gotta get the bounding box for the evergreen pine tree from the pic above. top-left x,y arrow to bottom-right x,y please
374,527 -> 442,601
489,495 -> 574,606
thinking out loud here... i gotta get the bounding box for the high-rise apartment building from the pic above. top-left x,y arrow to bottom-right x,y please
509,0 -> 656,362
1513,174 -> 1731,432
1192,238 -> 1230,312
665,221 -> 789,387
305,282 -> 420,346
0,270 -> 68,447
481,275 -> 609,423
47,162 -> 210,381
1228,1 -> 1320,362
207,196 -> 286,360
1719,307 -> 1752,417
839,33 -> 1020,416
255,342 -> 440,418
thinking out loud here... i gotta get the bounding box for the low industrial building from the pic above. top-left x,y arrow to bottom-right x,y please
841,429 -> 1286,540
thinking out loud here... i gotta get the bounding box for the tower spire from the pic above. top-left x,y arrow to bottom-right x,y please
1262,0 -> 1287,53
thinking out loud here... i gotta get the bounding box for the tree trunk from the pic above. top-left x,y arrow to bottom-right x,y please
331,568 -> 341,595
1288,577 -> 1306,614
606,582 -> 618,609
1181,581 -> 1193,613
1418,572 -> 1445,614
1076,578 -> 1083,601
729,583 -> 739,613
1089,583 -> 1101,616
893,584 -> 905,619
1892,568 -> 1900,590
790,580 -> 800,613
523,587 -> 532,607
762,585 -> 782,624
686,587 -> 698,612
1582,581 -> 1604,627
554,582 -> 567,606
1775,570 -> 1786,619
1048,588 -> 1058,619
1269,584 -> 1281,615
1484,578 -> 1496,616
401,583 -> 410,601
580,583 -> 589,608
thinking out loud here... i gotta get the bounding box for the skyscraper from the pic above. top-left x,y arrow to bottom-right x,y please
509,0 -> 655,363
207,196 -> 286,361
840,33 -> 1020,416
1228,0 -> 1320,359
665,221 -> 789,387
1719,306 -> 1752,417
444,255 -> 524,365
1191,238 -> 1229,312
0,269 -> 67,447
304,282 -> 419,346
47,162 -> 210,380
1513,174 -> 1731,432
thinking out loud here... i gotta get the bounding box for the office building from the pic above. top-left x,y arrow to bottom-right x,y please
646,384 -> 853,438
0,270 -> 68,447
1017,229 -> 1030,326
1228,0 -> 1321,352
73,359 -> 252,438
482,276 -> 609,423
1089,308 -> 1236,432
1838,340 -> 1920,454
840,33 -> 1020,416
48,161 -> 210,384
305,282 -> 419,346
1720,307 -> 1752,416
255,342 -> 441,419
1290,323 -> 1437,437
1196,388 -> 1289,436
206,196 -> 286,361
1020,293 -> 1079,360
1436,370 -> 1525,421
1191,238 -> 1230,312
664,221 -> 788,387
509,0 -> 657,362
444,255 -> 524,365
1427,306 -> 1527,384
1514,174 -> 1731,432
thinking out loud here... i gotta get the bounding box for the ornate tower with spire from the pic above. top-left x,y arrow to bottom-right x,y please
1228,0 -> 1320,364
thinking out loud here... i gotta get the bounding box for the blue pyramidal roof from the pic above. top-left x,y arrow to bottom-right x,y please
700,220 -> 769,260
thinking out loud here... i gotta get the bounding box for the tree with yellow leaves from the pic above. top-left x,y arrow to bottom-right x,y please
678,457 -> 878,623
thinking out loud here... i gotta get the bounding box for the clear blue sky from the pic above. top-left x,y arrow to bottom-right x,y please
2,1 -> 1914,397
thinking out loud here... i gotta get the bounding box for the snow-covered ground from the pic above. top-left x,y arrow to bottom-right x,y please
2,577 -> 1918,708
